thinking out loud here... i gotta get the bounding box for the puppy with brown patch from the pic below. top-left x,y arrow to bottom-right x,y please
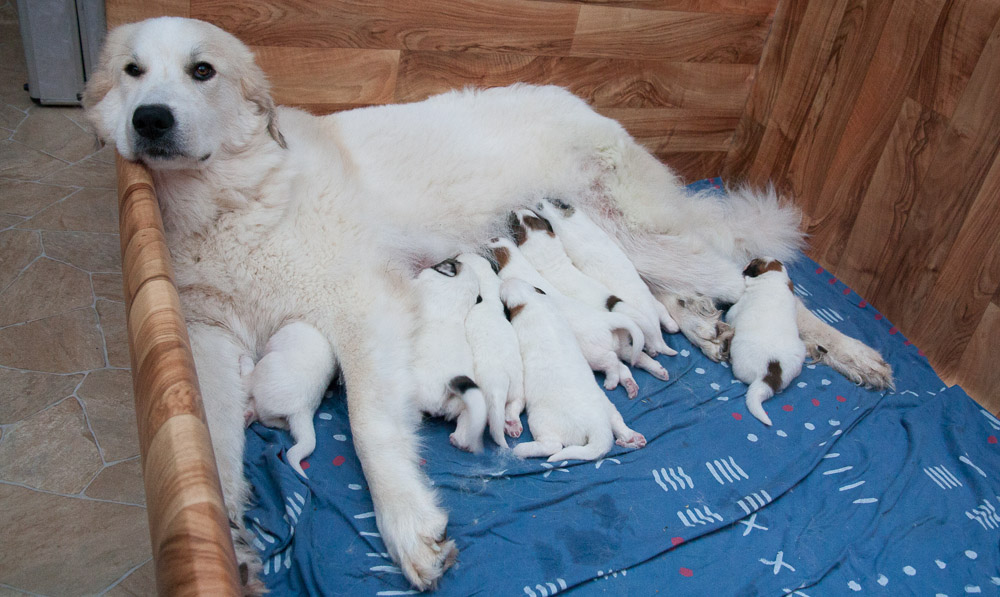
487,237 -> 652,397
500,278 -> 646,461
725,258 -> 806,425
413,258 -> 489,452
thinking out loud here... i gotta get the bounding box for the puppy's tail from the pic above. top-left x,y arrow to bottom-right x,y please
605,311 -> 645,365
286,411 -> 317,478
746,380 -> 774,426
548,430 -> 614,462
480,379 -> 510,449
450,376 -> 488,453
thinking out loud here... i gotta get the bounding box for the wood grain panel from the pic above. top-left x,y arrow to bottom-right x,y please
192,0 -> 581,55
951,302 -> 1000,413
909,0 -> 1000,118
252,47 -> 400,106
600,107 -> 740,152
532,0 -> 778,15
913,151 -> 1000,381
571,6 -> 771,62
656,151 -> 728,183
395,52 -> 755,109
105,0 -> 189,28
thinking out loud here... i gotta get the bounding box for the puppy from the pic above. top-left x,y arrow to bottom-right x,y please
413,258 -> 489,452
534,198 -> 680,337
240,321 -> 336,478
457,253 -> 525,442
500,278 -> 646,461
725,258 -> 806,425
488,237 -> 659,398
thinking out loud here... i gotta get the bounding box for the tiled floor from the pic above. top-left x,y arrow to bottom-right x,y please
0,2 -> 155,595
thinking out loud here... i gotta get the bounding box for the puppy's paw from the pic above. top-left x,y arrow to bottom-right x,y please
505,418 -> 523,438
603,378 -> 620,391
622,378 -> 639,399
615,431 -> 646,450
380,502 -> 457,591
449,431 -> 483,453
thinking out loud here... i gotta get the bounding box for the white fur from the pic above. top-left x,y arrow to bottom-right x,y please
725,261 -> 806,425
240,321 -> 336,477
83,16 -> 888,591
457,253 -> 524,442
412,261 -> 488,453
500,279 -> 646,461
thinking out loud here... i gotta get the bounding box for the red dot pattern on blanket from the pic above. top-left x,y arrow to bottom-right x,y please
671,537 -> 684,547
828,278 -> 837,285
989,436 -> 997,445
859,300 -> 867,307
875,314 -> 883,320
782,405 -> 793,412
889,326 -> 898,335
904,339 -> 912,346
679,567 -> 694,577
812,398 -> 820,407
815,267 -> 824,274
732,412 -> 743,420
332,455 -> 346,466
837,395 -> 847,402
301,461 -> 310,470
842,288 -> 851,295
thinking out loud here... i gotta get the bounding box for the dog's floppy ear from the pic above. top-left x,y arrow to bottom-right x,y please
240,61 -> 287,149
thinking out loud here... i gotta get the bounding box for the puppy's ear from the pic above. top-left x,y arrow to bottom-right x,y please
432,258 -> 459,277
240,62 -> 287,149
742,258 -> 765,277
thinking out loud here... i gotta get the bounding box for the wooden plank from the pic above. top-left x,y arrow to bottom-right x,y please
599,107 -> 740,153
571,5 -> 771,62
911,150 -> 1000,380
871,19 -> 1000,331
106,0 -> 190,27
530,0 -> 778,15
951,302 -> 1000,414
837,97 -> 948,296
251,47 -> 400,106
723,0 -> 812,182
191,0 -> 581,55
395,52 -> 755,109
656,151 -> 728,183
802,0 -> 948,270
909,0 -> 1000,118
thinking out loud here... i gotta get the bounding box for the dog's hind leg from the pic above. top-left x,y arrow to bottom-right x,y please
795,298 -> 894,390
189,323 -> 265,595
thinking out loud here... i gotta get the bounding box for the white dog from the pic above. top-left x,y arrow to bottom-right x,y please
500,278 -> 646,461
725,259 -> 806,425
457,253 -> 524,442
488,237 -> 652,396
84,16 -> 892,590
413,259 -> 489,452
239,321 -> 336,478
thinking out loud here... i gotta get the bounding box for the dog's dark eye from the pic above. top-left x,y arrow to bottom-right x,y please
192,62 -> 216,81
124,63 -> 143,77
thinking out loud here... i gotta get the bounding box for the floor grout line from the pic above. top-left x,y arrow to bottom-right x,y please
0,479 -> 146,509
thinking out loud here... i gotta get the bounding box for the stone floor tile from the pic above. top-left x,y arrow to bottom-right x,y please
0,179 -> 74,217
77,369 -> 139,462
0,308 -> 105,372
38,155 -> 116,189
0,584 -> 34,596
0,103 -> 27,131
0,214 -> 22,229
96,300 -> 130,369
0,258 -> 93,327
0,140 -> 68,181
41,230 -> 121,273
20,186 -> 118,233
0,229 -> 40,289
0,369 -> 82,425
12,107 -> 97,163
92,272 -> 124,302
0,398 -> 103,493
104,559 -> 156,597
85,457 -> 145,505
0,484 -> 151,596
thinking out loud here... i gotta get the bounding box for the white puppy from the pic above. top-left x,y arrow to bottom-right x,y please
488,237 -> 657,397
457,253 -> 525,442
239,321 -> 336,478
413,259 -> 489,452
500,278 -> 646,461
534,197 -> 680,337
512,209 -> 677,359
725,258 -> 806,425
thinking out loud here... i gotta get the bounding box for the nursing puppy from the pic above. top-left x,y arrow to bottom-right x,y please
239,321 -> 336,478
488,237 -> 655,397
413,259 -> 489,452
500,278 -> 646,461
725,259 -> 806,425
534,198 -> 680,338
457,252 -> 524,442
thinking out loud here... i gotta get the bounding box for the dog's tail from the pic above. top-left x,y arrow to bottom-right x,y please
611,299 -> 675,357
605,310 -> 644,365
745,380 -> 775,426
548,431 -> 614,462
286,411 -> 317,478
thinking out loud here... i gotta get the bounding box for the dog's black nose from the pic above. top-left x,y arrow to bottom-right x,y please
132,104 -> 174,140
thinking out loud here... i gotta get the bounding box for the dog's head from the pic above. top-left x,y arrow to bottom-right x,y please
83,17 -> 284,170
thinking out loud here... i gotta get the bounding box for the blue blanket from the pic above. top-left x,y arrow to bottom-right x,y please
244,179 -> 1000,595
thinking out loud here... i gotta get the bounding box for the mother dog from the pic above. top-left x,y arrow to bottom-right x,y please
84,17 -> 892,592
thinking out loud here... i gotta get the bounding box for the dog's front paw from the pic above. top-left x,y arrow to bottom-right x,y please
661,294 -> 732,362
232,524 -> 267,595
814,335 -> 894,390
379,501 -> 457,591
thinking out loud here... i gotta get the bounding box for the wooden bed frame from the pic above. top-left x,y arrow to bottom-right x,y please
109,0 -> 1000,593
